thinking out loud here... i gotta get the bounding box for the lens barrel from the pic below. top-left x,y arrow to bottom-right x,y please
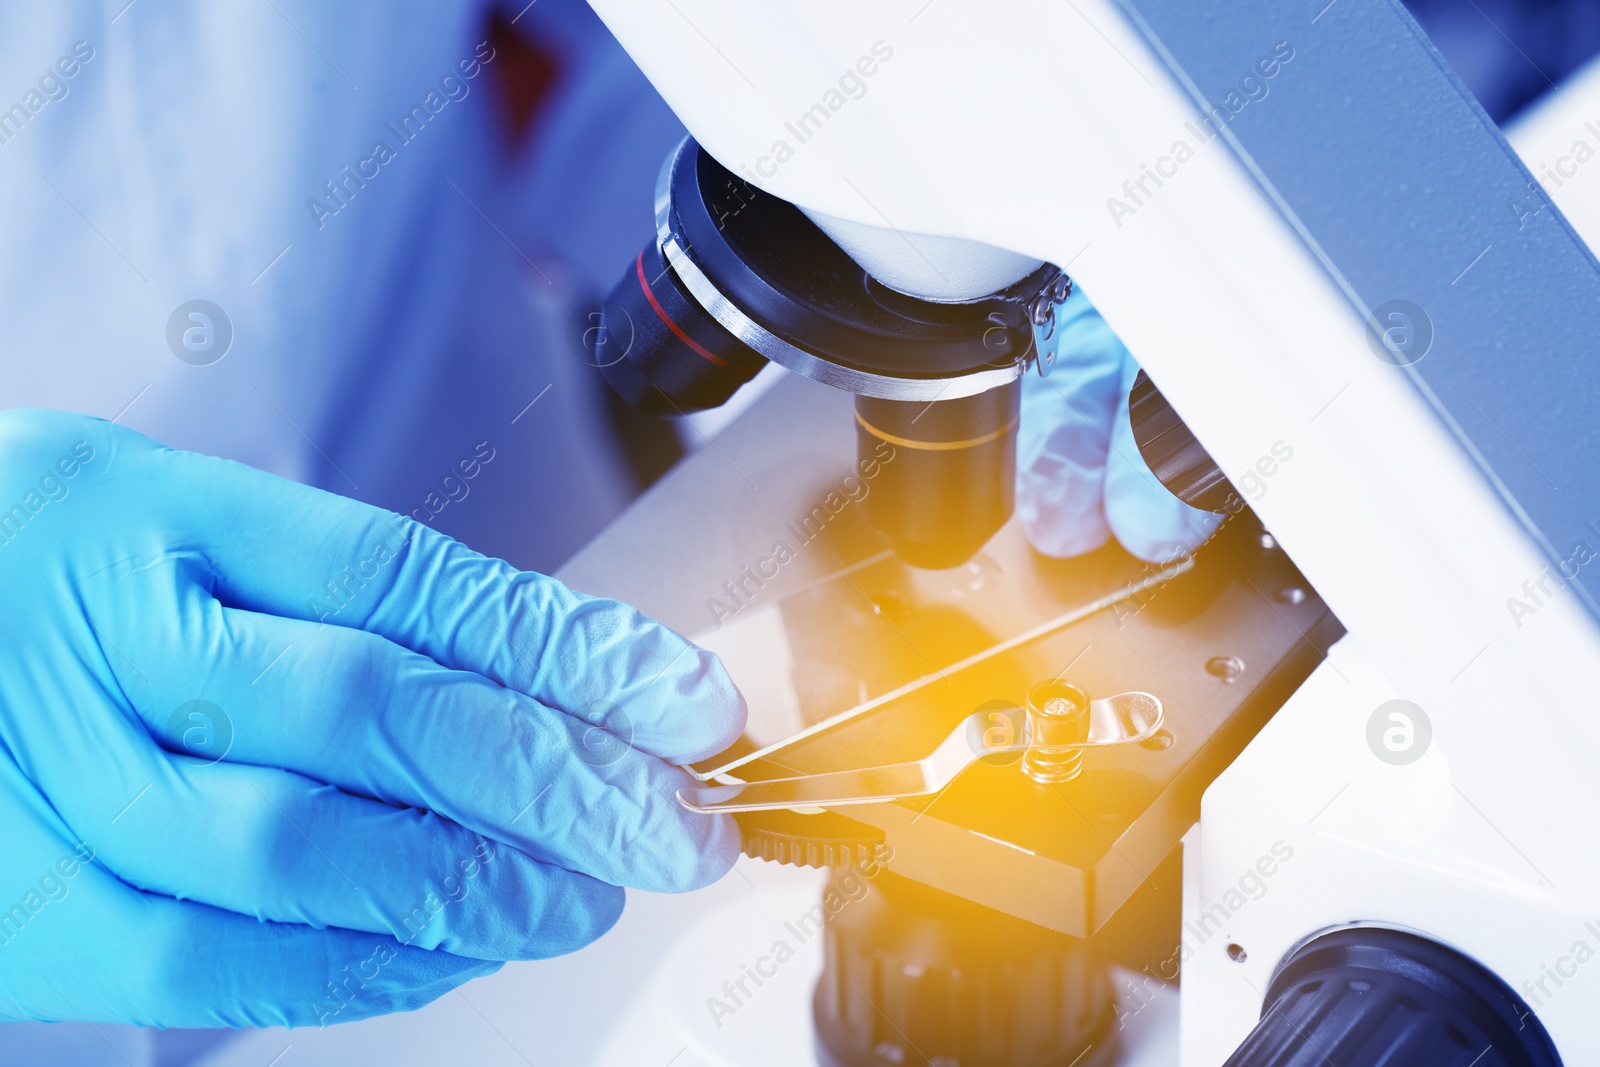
854,380 -> 1021,569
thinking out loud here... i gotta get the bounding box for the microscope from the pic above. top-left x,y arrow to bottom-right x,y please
570,1 -> 1600,1064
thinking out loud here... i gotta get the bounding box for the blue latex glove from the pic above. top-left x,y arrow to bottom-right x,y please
0,409 -> 744,1028
1018,290 -> 1223,562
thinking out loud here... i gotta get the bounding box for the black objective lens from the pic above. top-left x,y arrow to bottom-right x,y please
594,238 -> 767,415
854,380 -> 1021,570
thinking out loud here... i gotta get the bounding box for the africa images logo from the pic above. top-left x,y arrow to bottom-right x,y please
166,300 -> 234,366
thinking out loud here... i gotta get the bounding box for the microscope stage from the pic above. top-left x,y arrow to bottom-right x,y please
560,373 -> 1340,938
697,513 -> 1338,937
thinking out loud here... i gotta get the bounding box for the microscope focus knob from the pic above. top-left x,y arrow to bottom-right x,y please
1224,928 -> 1559,1067
813,869 -> 1117,1067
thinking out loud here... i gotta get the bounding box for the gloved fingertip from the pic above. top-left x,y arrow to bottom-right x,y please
668,648 -> 748,765
522,876 -> 625,959
619,637 -> 747,765
1108,504 -> 1223,564
1018,494 -> 1114,558
630,769 -> 743,894
396,956 -> 503,1006
325,954 -> 503,1025
1104,392 -> 1225,563
1103,445 -> 1224,562
1016,458 -> 1114,558
1015,367 -> 1118,560
673,810 -> 743,892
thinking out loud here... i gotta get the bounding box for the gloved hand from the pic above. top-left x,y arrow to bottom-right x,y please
1017,290 -> 1223,562
0,409 -> 744,1028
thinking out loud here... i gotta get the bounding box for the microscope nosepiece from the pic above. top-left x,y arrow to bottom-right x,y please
594,138 -> 1070,567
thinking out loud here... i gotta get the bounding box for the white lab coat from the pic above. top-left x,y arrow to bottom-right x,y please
0,1 -> 683,1063
0,0 -> 683,574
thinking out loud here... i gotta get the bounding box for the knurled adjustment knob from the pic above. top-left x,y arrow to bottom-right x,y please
735,809 -> 889,871
813,869 -> 1119,1067
1224,928 -> 1560,1067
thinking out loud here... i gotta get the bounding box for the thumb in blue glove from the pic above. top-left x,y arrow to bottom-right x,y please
1017,289 -> 1223,563
0,409 -> 745,1028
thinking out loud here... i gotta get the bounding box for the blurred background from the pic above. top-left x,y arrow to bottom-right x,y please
1407,0 -> 1600,121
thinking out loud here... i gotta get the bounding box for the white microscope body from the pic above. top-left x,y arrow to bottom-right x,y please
583,2 -> 1600,1063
